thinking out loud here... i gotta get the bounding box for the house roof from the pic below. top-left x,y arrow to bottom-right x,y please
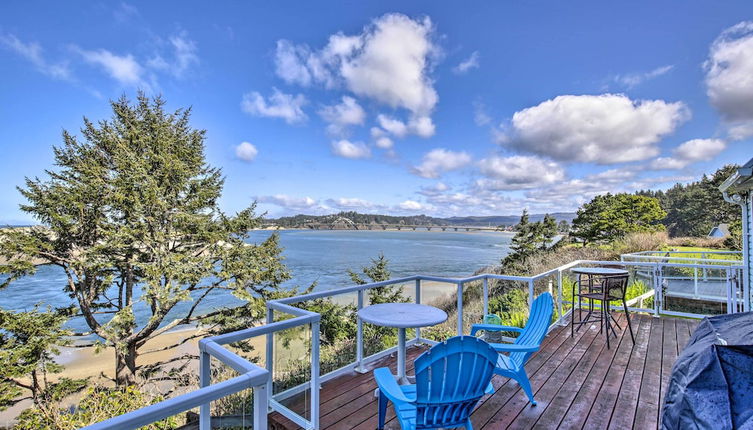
719,157 -> 753,194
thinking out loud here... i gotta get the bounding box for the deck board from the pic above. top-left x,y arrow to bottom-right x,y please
269,313 -> 698,430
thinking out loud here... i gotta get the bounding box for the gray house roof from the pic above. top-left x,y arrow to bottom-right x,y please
708,223 -> 731,238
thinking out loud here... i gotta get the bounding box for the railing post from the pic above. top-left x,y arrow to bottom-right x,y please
653,265 -> 661,318
355,290 -> 365,373
482,277 -> 489,317
528,279 -> 535,306
310,320 -> 320,429
693,265 -> 699,299
456,282 -> 463,336
415,279 -> 422,341
265,307 -> 274,400
254,381 -> 269,430
726,267 -> 734,314
199,350 -> 211,430
557,270 -> 565,326
701,252 -> 707,281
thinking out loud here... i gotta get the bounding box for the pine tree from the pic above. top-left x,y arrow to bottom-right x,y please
0,94 -> 289,386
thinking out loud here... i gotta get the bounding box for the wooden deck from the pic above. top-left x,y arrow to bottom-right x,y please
270,313 -> 698,430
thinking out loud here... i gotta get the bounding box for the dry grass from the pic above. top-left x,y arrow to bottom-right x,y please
613,231 -> 669,254
666,236 -> 727,249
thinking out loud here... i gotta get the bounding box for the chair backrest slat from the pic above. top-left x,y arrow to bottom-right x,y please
413,336 -> 498,429
511,292 -> 553,367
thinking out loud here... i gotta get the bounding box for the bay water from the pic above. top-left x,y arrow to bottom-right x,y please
0,229 -> 511,335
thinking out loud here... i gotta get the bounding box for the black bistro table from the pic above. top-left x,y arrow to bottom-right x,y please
570,267 -> 630,348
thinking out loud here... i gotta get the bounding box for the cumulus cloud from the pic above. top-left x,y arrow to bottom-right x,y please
476,155 -> 566,190
235,141 -> 258,162
376,114 -> 436,138
397,200 -> 432,211
257,194 -> 320,212
612,65 -> 673,88
453,51 -> 480,74
273,13 -> 440,133
412,149 -> 472,179
331,139 -> 371,159
241,89 -> 307,124
649,138 -> 727,170
504,94 -> 689,164
318,96 -> 365,135
74,46 -> 149,88
705,21 -> 753,139
0,33 -> 71,80
325,197 -> 383,211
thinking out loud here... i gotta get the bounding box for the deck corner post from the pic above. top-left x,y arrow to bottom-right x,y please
199,350 -> 211,430
457,282 -> 463,336
311,320 -> 321,429
355,290 -> 366,373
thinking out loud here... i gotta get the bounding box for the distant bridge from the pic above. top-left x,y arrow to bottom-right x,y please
299,223 -> 504,232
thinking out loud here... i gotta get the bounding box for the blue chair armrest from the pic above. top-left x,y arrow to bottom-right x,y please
489,343 -> 540,353
470,323 -> 524,336
374,367 -> 415,404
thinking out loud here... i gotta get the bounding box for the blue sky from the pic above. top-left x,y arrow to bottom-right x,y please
1,2 -> 752,223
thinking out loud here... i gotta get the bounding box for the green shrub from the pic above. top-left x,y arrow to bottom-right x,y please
14,386 -> 179,430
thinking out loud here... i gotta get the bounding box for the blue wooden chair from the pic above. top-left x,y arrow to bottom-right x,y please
374,336 -> 498,430
470,292 -> 553,406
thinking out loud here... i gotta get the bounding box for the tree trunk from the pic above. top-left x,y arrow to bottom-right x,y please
115,343 -> 137,386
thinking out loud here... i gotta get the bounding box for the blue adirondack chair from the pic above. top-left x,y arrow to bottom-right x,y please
470,292 -> 553,406
374,336 -> 499,430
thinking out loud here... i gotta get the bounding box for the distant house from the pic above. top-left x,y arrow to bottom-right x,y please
719,157 -> 753,312
708,223 -> 731,238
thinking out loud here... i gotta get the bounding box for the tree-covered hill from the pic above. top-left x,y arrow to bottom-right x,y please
267,211 -> 577,228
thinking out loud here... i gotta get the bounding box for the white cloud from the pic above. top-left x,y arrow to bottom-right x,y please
74,46 -> 148,88
453,51 -> 480,74
705,21 -> 753,140
412,149 -> 472,179
612,65 -> 673,88
147,32 -> 199,79
476,155 -> 566,190
473,100 -> 491,126
505,94 -> 689,164
257,194 -> 321,212
418,182 -> 451,197
235,141 -> 258,162
274,13 -> 439,119
398,200 -> 431,211
241,89 -> 307,124
408,115 -> 435,138
377,113 -> 435,138
377,114 -> 409,137
331,139 -> 371,159
0,33 -> 70,80
318,96 -> 365,135
375,137 -> 394,149
649,138 -> 727,170
325,197 -> 383,211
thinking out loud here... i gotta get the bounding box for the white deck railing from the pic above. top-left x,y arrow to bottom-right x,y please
82,254 -> 746,430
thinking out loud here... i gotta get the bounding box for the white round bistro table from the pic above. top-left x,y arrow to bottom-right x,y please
358,303 -> 448,384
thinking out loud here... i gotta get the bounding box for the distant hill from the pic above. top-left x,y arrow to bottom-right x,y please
267,211 -> 576,228
441,213 -> 577,226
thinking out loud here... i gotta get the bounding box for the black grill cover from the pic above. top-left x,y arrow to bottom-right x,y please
661,312 -> 753,430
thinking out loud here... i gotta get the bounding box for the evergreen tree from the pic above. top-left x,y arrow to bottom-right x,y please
0,307 -> 87,410
570,193 -> 666,245
0,94 -> 289,386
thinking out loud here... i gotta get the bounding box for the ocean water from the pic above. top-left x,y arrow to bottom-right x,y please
0,229 -> 511,334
